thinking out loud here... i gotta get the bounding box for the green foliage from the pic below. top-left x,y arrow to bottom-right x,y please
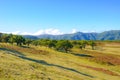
72,40 -> 88,50
0,34 -> 26,46
0,34 -> 10,43
0,33 -> 98,50
32,40 -> 40,46
32,39 -> 57,48
14,35 -> 25,46
56,40 -> 73,52
39,39 -> 50,47
47,40 -> 57,48
80,40 -> 88,49
89,41 -> 96,50
8,34 -> 16,44
25,39 -> 32,46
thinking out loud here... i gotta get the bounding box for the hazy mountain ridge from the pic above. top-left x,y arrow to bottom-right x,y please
33,30 -> 120,40
23,35 -> 38,39
1,30 -> 120,40
97,30 -> 120,40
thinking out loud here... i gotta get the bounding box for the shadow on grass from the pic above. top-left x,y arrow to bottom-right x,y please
0,48 -> 25,56
21,46 -> 30,48
0,47 -> 94,78
19,56 -> 94,78
71,53 -> 92,58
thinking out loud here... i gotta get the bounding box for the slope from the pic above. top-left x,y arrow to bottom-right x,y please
0,43 -> 120,80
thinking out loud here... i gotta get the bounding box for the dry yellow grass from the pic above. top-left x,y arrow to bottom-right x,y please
0,43 -> 120,80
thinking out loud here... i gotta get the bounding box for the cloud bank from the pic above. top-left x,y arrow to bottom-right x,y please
33,29 -> 64,35
3,29 -> 64,35
2,29 -> 97,35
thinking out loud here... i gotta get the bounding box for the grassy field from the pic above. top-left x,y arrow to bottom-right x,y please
0,42 -> 120,80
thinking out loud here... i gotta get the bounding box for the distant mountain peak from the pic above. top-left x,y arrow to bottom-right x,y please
1,30 -> 120,40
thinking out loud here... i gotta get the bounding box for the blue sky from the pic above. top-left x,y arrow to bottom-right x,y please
0,0 -> 120,35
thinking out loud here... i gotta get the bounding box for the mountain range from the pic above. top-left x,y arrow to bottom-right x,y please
23,30 -> 120,40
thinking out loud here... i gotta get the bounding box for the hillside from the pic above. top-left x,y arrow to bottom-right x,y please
0,42 -> 120,80
23,30 -> 120,40
97,30 -> 120,40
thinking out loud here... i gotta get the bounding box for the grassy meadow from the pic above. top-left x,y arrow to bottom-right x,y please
0,41 -> 120,80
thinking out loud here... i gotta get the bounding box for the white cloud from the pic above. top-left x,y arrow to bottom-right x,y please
33,29 -> 63,35
2,28 -> 82,35
71,29 -> 78,33
11,31 -> 21,35
2,31 -> 20,35
20,32 -> 32,35
33,30 -> 45,35
3,28 -> 63,35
